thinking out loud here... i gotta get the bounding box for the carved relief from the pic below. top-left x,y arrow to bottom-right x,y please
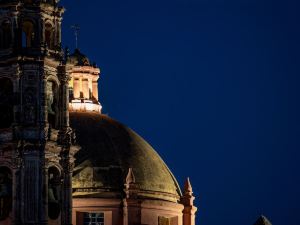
23,87 -> 37,124
48,166 -> 61,220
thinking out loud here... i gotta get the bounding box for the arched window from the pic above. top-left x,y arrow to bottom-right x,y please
48,166 -> 61,220
0,167 -> 12,221
0,78 -> 13,129
0,20 -> 12,49
45,23 -> 54,49
22,21 -> 34,48
47,80 -> 59,129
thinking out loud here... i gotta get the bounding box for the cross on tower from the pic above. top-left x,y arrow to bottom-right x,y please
71,24 -> 80,49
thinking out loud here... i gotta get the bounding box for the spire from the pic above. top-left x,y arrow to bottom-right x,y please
124,168 -> 139,199
181,177 -> 197,225
184,177 -> 193,195
125,167 -> 136,184
181,177 -> 195,206
254,215 -> 272,225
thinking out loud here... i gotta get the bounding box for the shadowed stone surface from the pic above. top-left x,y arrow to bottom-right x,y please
70,111 -> 182,202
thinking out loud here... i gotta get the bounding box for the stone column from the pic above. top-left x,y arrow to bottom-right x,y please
12,71 -> 21,124
12,165 -> 22,225
73,78 -> 80,99
21,147 -> 45,225
122,199 -> 128,225
82,79 -> 89,99
57,65 -> 74,225
57,19 -> 62,46
42,73 -> 48,124
181,178 -> 197,225
124,168 -> 141,225
41,163 -> 49,224
60,151 -> 74,225
92,80 -> 98,101
58,65 -> 70,128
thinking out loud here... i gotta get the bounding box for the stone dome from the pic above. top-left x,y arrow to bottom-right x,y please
70,111 -> 182,202
68,49 -> 90,66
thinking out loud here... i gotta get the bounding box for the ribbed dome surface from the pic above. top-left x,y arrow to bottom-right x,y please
70,112 -> 181,202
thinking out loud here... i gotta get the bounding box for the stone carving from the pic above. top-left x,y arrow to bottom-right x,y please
47,81 -> 55,115
48,167 -> 61,220
23,88 -> 36,124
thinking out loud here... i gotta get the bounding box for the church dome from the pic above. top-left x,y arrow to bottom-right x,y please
70,111 -> 182,202
68,49 -> 90,66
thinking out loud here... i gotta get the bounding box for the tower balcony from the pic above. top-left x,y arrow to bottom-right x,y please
69,99 -> 102,113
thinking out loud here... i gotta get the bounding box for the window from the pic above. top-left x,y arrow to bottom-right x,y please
83,212 -> 104,225
22,20 -> 34,47
0,20 -> 12,49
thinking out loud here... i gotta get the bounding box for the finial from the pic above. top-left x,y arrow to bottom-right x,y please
71,24 -> 80,49
125,168 -> 135,185
184,177 -> 193,195
254,215 -> 272,225
181,177 -> 195,207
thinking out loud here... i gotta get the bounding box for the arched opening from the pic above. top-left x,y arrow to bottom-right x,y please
22,20 -> 35,48
0,167 -> 12,221
48,166 -> 61,221
47,80 -> 59,129
0,78 -> 14,129
45,23 -> 54,49
0,20 -> 12,49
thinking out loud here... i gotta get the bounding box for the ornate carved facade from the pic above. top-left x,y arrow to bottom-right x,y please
0,1 -> 79,224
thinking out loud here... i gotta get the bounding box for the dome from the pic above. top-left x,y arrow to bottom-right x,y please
68,49 -> 90,66
70,111 -> 182,202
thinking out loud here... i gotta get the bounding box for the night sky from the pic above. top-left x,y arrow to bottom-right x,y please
60,0 -> 300,225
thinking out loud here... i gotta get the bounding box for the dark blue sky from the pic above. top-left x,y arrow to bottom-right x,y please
61,0 -> 300,224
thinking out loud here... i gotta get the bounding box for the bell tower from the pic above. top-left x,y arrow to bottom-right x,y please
0,1 -> 79,225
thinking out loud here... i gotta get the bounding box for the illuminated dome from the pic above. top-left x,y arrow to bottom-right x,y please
71,111 -> 182,202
